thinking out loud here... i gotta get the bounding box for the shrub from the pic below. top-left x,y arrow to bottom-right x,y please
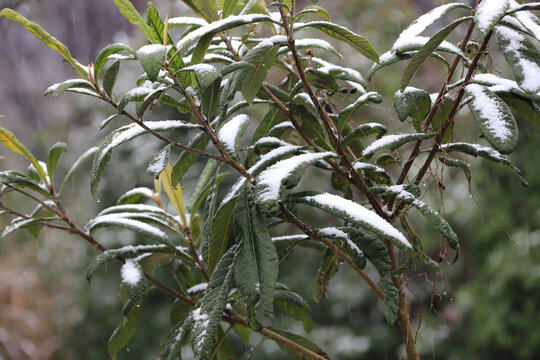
1,0 -> 539,359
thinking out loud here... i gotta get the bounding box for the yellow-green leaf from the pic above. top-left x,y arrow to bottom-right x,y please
159,163 -> 187,226
0,128 -> 47,184
0,8 -> 87,78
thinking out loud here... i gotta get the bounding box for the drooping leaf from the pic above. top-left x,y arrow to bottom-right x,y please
496,25 -> 540,94
367,51 -> 448,82
159,163 -> 187,226
103,60 -> 121,98
400,16 -> 471,91
317,227 -> 366,270
136,44 -> 170,81
90,121 -> 200,199
108,299 -> 145,360
240,41 -> 281,104
341,227 -> 392,276
465,84 -> 518,154
380,278 -> 399,327
58,146 -> 98,195
113,0 -> 160,44
274,289 -> 313,332
44,79 -> 95,97
393,87 -> 431,130
342,123 -> 388,149
296,5 -> 332,21
290,193 -> 411,250
294,21 -> 379,63
501,95 -> 540,130
337,92 -> 383,134
94,43 -> 136,84
353,162 -> 392,185
0,8 -> 87,78
217,114 -> 250,156
270,328 -> 330,359
234,189 -> 279,318
438,156 -> 472,183
159,317 -> 194,360
188,159 -> 218,213
121,260 -> 148,304
85,214 -> 169,243
1,217 -> 58,240
45,141 -> 67,186
180,64 -> 221,89
0,128 -> 47,183
475,0 -> 510,35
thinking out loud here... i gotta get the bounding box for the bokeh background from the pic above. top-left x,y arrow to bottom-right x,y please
1,0 -> 539,359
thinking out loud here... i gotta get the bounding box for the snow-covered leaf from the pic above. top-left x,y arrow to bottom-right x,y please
255,152 -> 338,207
291,193 -> 411,250
438,156 -> 472,183
147,145 -> 171,178
44,79 -> 95,97
278,38 -> 342,58
439,142 -> 528,186
121,260 -> 148,304
337,92 -> 383,134
353,161 -> 392,185
1,217 -> 57,240
367,51 -> 448,82
218,114 -> 250,155
159,318 -> 194,360
339,227 -> 392,276
310,57 -> 367,87
317,227 -> 366,270
496,25 -> 540,94
191,245 -> 236,360
362,133 -> 434,157
85,213 -> 169,243
393,2 -> 472,50
94,43 -> 136,83
394,87 -> 431,130
180,64 -> 220,89
116,187 -> 154,205
296,5 -> 331,21
136,44 -> 170,81
234,189 -> 278,318
342,122 -> 388,148
91,121 -> 200,199
294,21 -> 379,63
475,0 -> 510,35
400,16 -> 471,91
506,1 -> 540,41
167,16 -> 207,28
465,84 -> 518,154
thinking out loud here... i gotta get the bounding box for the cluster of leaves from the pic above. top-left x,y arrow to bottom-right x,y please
1,0 -> 539,359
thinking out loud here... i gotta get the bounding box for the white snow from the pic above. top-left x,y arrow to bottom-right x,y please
496,25 -> 540,93
218,114 -> 250,152
136,44 -> 170,57
183,63 -> 217,76
393,36 -> 464,57
311,57 -> 365,85
394,3 -> 468,49
270,121 -> 295,131
252,35 -> 288,50
86,214 -> 167,239
293,93 -> 316,111
362,133 -> 422,157
293,38 -> 341,57
476,0 -> 509,34
46,79 -> 92,93
147,148 -> 169,174
465,84 -> 512,141
118,187 -> 153,202
168,16 -> 207,27
509,1 -> 540,40
187,283 -> 208,294
121,260 -> 142,285
100,203 -> 168,216
108,54 -> 134,61
254,137 -> 291,148
305,193 -> 411,248
319,227 -> 363,257
353,161 -> 386,174
271,234 -> 308,242
257,152 -> 337,202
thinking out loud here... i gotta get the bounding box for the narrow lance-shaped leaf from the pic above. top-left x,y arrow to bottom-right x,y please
103,60 -> 120,98
337,92 -> 383,134
475,0 -> 510,35
0,8 -> 87,78
380,278 -> 399,327
234,189 -> 279,318
108,299 -> 145,360
59,146 -> 98,195
340,227 -> 392,276
317,227 -> 366,270
90,121 -> 200,199
362,132 -> 434,157
400,16 -> 471,91
116,187 -> 154,205
44,79 -> 95,97
217,114 -> 250,156
94,43 -> 136,83
274,289 -> 313,332
465,84 -> 518,154
45,141 -> 67,187
121,260 -> 148,304
0,128 -> 47,183
270,328 -> 330,360
159,163 -> 187,227
290,193 -> 412,250
113,0 -> 160,44
294,21 -> 379,63
85,214 -> 169,243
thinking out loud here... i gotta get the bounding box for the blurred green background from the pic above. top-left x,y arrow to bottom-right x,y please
1,0 -> 539,359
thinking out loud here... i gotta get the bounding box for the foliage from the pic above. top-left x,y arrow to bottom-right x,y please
1,0 -> 540,359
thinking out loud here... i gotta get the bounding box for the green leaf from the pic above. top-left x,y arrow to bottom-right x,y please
217,114 -> 250,156
103,60 -> 120,98
121,260 -> 148,304
116,187 -> 154,205
113,0 -> 160,44
94,43 -> 135,84
234,189 -> 279,318
147,145 -> 171,178
0,8 -> 87,78
496,25 -> 540,94
312,248 -> 340,303
342,123 -> 387,150
91,121 -> 200,200
175,14 -> 277,53
270,329 -> 330,359
85,213 -> 169,243
439,142 -> 528,187
341,227 -> 391,276
1,217 -> 58,240
108,299 -> 145,360
188,159 -> 218,213
171,132 -> 210,185
170,299 -> 192,325
290,193 -> 412,250
274,289 -> 313,332
191,245 -> 236,360
255,152 -> 338,208
393,87 -> 431,130
400,16 -> 471,91
289,104 -> 333,150
46,141 -> 67,186
44,79 -> 95,97
437,156 -> 471,183
431,96 -> 454,144
502,95 -> 540,130
294,21 -> 379,63
58,146 -> 98,195
475,0 -> 510,35
136,44 -> 169,81
362,132 -> 434,158
241,43 -> 280,104
296,5 -> 331,21
353,162 -> 392,185
0,128 -> 47,184
159,318 -> 194,360
180,64 -> 221,89
317,227 -> 366,270
337,92 -> 383,134
223,0 -> 241,18
380,278 -> 398,327
465,84 -> 518,154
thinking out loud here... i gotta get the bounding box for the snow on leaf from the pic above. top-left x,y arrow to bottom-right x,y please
180,63 -> 220,89
121,260 -> 148,304
318,227 -> 365,267
393,3 -> 471,49
121,260 -> 143,285
256,152 -> 337,204
507,0 -> 540,41
217,114 -> 250,154
362,133 -> 433,157
475,0 -> 510,35
167,16 -> 207,28
146,145 -> 170,178
136,44 -> 171,81
465,84 -> 518,154
294,193 -> 411,250
85,213 -> 168,241
187,283 -> 208,295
